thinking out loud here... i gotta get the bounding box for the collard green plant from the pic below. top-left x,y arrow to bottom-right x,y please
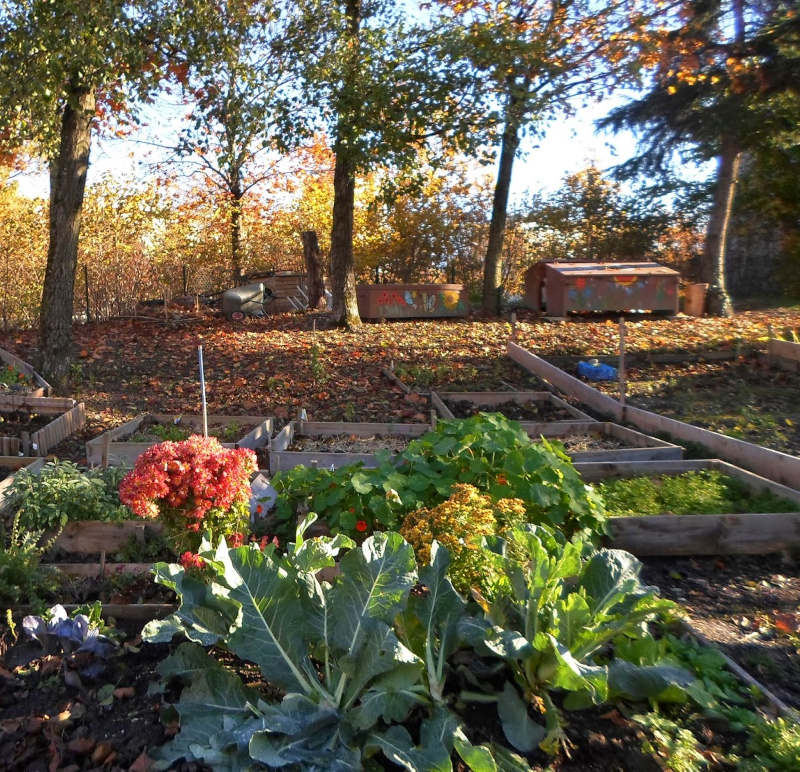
7,460 -> 133,532
271,414 -> 605,541
460,525 -> 691,754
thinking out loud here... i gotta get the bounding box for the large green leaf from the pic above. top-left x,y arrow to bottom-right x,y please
214,543 -> 318,695
496,682 -> 545,753
607,659 -> 695,702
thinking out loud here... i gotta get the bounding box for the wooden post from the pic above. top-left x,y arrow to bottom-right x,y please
182,265 -> 188,295
618,317 -> 627,418
198,345 -> 208,438
83,264 -> 91,323
101,432 -> 111,468
430,409 -> 437,429
301,231 -> 324,310
510,311 -> 517,341
21,431 -> 30,456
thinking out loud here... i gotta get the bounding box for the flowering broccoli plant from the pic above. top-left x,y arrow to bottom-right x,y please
119,435 -> 257,552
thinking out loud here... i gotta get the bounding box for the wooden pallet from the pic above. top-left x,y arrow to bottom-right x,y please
508,341 -> 800,489
269,420 -> 432,473
573,458 -> 800,556
86,413 -> 274,466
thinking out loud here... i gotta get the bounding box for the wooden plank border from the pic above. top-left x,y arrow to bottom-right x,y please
534,421 -> 683,462
509,341 -> 800,488
0,456 -> 45,512
768,338 -> 800,372
10,603 -> 176,622
86,414 -> 274,466
0,345 -> 52,396
269,420 -> 432,473
573,458 -> 800,556
31,402 -> 86,455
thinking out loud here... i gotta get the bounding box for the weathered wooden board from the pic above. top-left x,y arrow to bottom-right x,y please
0,437 -> 20,455
574,459 -> 800,556
269,420 -> 431,473
0,346 -> 52,396
0,395 -> 76,413
86,414 -> 274,466
768,338 -> 800,372
31,402 -> 86,455
11,603 -> 177,622
381,366 -> 412,394
534,421 -> 683,462
54,520 -> 164,553
43,562 -> 154,577
509,341 -> 800,488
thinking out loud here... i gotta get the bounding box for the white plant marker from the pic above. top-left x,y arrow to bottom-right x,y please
198,344 -> 208,437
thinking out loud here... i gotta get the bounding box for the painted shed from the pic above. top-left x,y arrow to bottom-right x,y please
524,261 -> 679,316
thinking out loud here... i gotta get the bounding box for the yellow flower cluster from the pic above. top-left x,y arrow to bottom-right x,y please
400,484 -> 527,595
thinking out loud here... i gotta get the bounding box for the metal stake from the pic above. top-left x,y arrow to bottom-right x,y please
198,344 -> 208,437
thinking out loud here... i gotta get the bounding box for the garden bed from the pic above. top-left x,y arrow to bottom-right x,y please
0,345 -> 52,397
575,459 -> 800,556
643,553 -> 800,711
86,413 -> 273,466
0,397 -> 86,456
534,421 -> 684,462
269,419 -> 432,472
432,390 -> 594,432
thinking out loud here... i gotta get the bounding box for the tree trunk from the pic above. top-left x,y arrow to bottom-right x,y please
39,87 -> 95,387
230,176 -> 243,285
483,86 -> 523,315
701,134 -> 739,317
329,150 -> 361,328
301,230 -> 325,309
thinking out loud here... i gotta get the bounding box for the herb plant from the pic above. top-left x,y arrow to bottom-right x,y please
0,508 -> 60,606
597,470 -> 800,516
7,460 -> 134,532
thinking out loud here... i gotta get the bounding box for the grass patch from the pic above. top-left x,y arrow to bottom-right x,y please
597,470 -> 800,516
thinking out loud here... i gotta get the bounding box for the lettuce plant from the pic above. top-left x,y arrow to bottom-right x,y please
460,525 -> 692,755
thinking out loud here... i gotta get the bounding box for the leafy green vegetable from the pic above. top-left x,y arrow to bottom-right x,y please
597,470 -> 800,516
272,414 -> 605,540
460,524 -> 688,754
6,460 -> 134,532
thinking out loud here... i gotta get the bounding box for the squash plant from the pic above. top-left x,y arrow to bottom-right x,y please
270,414 -> 605,541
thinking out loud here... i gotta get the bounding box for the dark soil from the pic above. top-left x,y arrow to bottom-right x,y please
446,398 -> 577,422
0,469 -> 9,483
558,433 -> 626,452
0,411 -> 54,436
0,633 -> 175,772
642,553 -> 800,709
27,573 -> 178,609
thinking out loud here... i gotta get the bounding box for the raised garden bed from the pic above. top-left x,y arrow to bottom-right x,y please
86,413 -> 273,466
0,397 -> 86,456
0,345 -> 52,397
768,337 -> 800,372
537,421 -> 683,462
0,456 -> 45,512
574,458 -> 800,556
432,390 -> 594,432
269,420 -> 432,472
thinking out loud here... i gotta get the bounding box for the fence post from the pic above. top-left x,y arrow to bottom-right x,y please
182,265 -> 188,295
84,264 -> 91,323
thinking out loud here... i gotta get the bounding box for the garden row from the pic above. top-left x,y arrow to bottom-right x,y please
3,411 -> 800,770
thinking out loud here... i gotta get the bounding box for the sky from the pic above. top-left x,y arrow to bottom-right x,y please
13,93 -> 645,205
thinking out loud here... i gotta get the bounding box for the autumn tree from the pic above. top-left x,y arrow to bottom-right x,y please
295,0 -> 480,327
158,0 -> 305,285
0,0 -> 169,383
600,0 -> 800,315
435,0 -> 669,313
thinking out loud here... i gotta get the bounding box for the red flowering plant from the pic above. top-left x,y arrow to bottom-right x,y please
119,435 -> 257,554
